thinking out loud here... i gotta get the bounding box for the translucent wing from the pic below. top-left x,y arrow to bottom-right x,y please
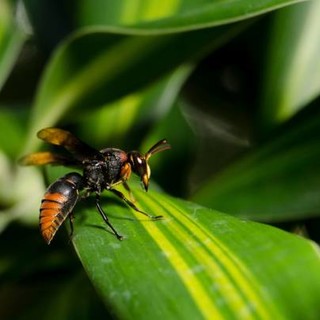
19,151 -> 79,167
37,128 -> 103,161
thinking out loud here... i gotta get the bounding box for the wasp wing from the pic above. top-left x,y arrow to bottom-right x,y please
19,151 -> 80,167
37,128 -> 103,161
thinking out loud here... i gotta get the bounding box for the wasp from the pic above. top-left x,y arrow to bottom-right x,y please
20,128 -> 171,244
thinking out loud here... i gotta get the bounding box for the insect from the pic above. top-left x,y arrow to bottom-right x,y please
20,128 -> 171,244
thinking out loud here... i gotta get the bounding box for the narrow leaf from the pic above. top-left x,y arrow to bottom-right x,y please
192,105 -> 320,222
80,64 -> 193,147
260,1 -> 320,131
0,0 -> 26,91
23,23 -> 245,153
75,0 -> 307,32
71,188 -> 320,319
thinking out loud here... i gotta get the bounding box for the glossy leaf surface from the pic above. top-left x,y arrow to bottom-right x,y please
193,105 -> 320,222
24,24 -> 244,153
72,187 -> 320,319
260,1 -> 320,131
0,0 -> 26,90
76,0 -> 307,32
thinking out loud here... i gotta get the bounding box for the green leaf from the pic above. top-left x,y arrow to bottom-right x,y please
76,0 -> 307,32
259,1 -> 320,131
71,187 -> 320,319
23,23 -> 245,153
79,64 -> 193,147
0,0 -> 26,91
0,151 -> 42,231
0,108 -> 26,158
192,105 -> 320,222
141,100 -> 197,197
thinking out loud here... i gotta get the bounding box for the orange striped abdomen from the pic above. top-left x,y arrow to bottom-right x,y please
39,172 -> 83,244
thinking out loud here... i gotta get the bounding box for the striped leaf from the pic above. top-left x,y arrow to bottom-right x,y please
71,187 -> 320,319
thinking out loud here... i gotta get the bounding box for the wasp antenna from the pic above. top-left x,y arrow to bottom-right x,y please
145,139 -> 171,160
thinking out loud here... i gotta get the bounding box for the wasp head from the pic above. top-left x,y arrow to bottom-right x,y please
128,139 -> 171,191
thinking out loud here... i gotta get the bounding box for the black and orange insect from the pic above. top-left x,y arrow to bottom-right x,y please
20,128 -> 171,244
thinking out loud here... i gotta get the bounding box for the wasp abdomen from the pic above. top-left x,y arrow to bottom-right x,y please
40,172 -> 83,244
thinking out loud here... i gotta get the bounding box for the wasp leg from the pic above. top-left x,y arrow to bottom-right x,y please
68,212 -> 75,238
123,181 -> 136,203
96,194 -> 123,240
110,188 -> 163,220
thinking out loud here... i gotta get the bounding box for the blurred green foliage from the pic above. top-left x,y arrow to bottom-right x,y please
1,0 -> 320,319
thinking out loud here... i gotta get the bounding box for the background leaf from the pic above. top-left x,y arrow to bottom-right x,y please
23,23 -> 246,153
191,1 -> 320,222
0,0 -> 26,90
192,103 -> 320,222
75,0 -> 307,32
259,1 -> 320,132
80,65 -> 193,147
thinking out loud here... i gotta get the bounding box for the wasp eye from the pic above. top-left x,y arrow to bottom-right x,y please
135,156 -> 143,166
128,152 -> 143,173
135,156 -> 146,176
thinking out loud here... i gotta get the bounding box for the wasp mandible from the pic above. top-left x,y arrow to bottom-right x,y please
20,128 -> 171,244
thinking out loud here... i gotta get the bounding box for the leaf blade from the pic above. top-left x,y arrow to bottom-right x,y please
0,0 -> 26,90
76,0 -> 308,32
192,104 -> 320,222
71,188 -> 320,319
23,24 -> 245,153
259,1 -> 320,131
